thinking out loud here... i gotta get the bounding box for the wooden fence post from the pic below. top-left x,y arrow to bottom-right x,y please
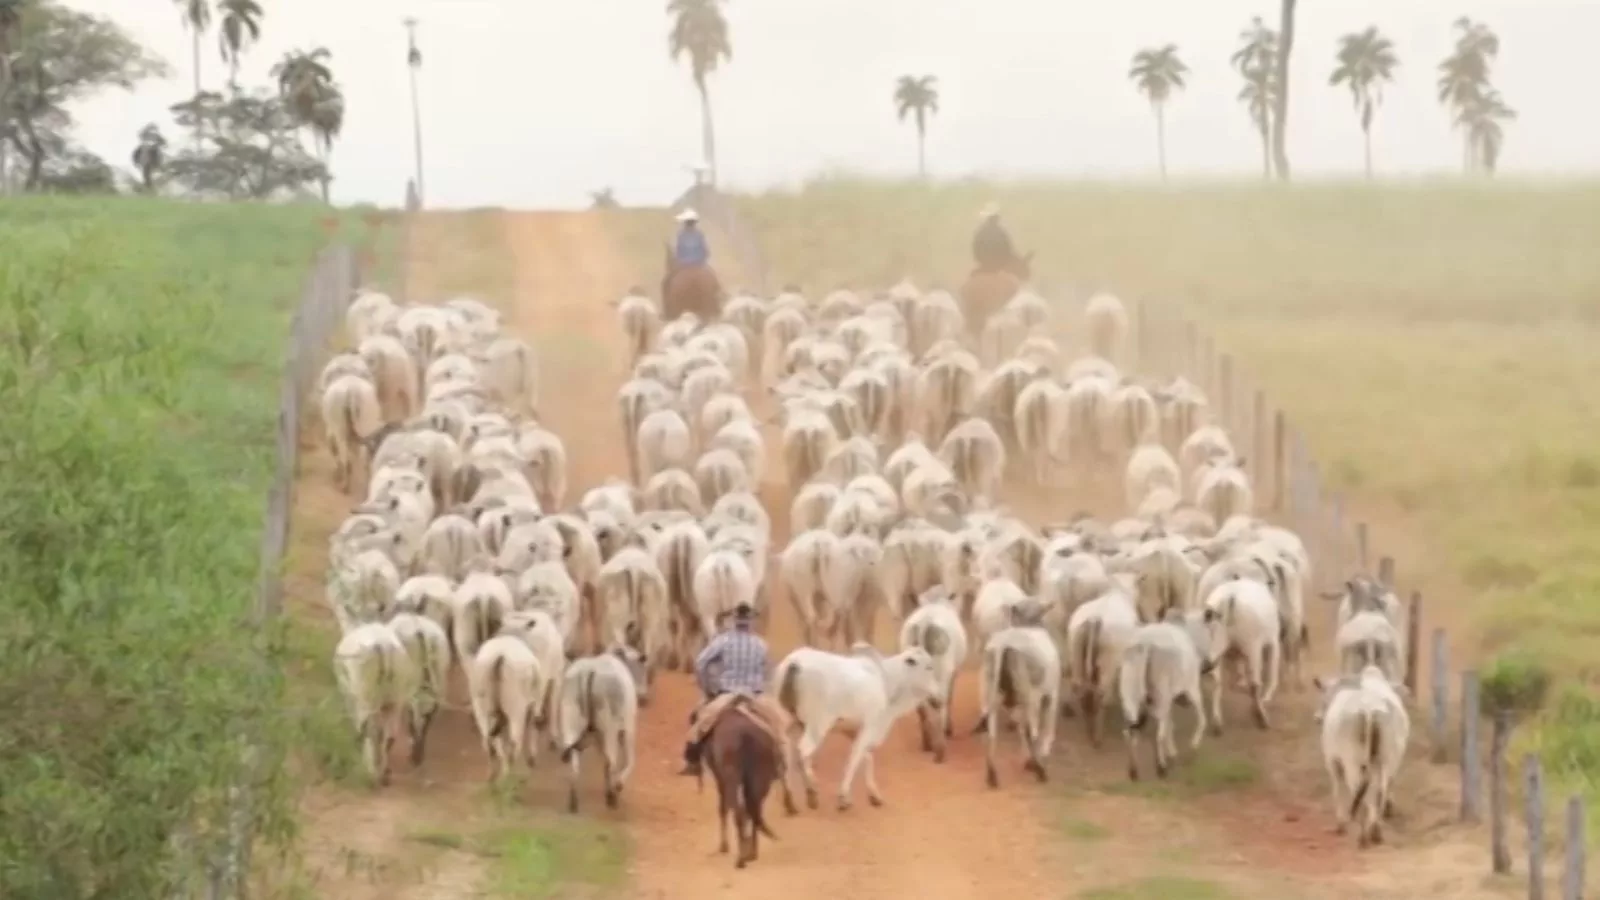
1490,709 -> 1511,873
1272,410 -> 1287,511
1526,754 -> 1545,900
1378,555 -> 1395,587
1461,671 -> 1482,823
1430,628 -> 1450,763
1252,390 -> 1267,484
1564,796 -> 1585,900
1356,522 -> 1370,573
1405,591 -> 1422,694
1219,354 -> 1235,433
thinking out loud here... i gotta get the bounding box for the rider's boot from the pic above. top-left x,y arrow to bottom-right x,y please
678,737 -> 704,776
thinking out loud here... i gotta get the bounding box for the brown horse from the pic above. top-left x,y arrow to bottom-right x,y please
959,250 -> 1034,335
661,242 -> 725,321
702,702 -> 783,869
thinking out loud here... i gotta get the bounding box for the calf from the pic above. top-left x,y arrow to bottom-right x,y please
1118,610 -> 1217,780
1201,576 -> 1281,731
772,644 -> 944,811
897,587 -> 969,762
979,614 -> 1062,788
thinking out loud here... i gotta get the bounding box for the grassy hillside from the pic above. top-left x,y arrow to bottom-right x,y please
0,197 -> 373,897
735,176 -> 1600,807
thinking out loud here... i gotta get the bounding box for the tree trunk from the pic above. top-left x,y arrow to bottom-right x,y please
1363,122 -> 1373,179
1270,0 -> 1296,181
697,79 -> 716,186
1155,102 -> 1168,181
917,121 -> 926,179
191,31 -> 203,148
1260,125 -> 1271,179
408,65 -> 424,206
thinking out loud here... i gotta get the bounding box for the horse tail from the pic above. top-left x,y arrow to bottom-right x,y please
742,731 -> 778,839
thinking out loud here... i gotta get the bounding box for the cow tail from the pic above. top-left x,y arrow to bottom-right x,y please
1349,707 -> 1379,819
777,662 -> 802,726
1119,643 -> 1151,730
1080,617 -> 1103,689
560,669 -> 599,763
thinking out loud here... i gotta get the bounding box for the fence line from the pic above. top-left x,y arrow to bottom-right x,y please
188,244 -> 362,900
686,178 -> 1586,899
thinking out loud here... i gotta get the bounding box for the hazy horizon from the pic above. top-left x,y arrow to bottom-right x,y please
62,0 -> 1600,209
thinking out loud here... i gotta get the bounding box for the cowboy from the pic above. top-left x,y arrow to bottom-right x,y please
971,202 -> 1018,272
673,208 -> 710,268
679,603 -> 790,776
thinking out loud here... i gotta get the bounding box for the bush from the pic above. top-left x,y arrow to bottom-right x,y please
1480,651 -> 1553,720
0,198 -> 330,898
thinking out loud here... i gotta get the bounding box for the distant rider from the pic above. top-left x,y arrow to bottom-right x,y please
673,208 -> 710,268
971,201 -> 1017,272
679,603 -> 790,776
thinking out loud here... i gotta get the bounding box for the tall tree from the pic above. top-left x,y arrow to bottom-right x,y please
892,74 -> 939,179
589,187 -> 618,209
2,1 -> 167,190
1437,17 -> 1501,174
1,0 -> 29,192
1127,45 -> 1187,180
174,0 -> 209,98
1329,25 -> 1399,178
667,0 -> 731,185
130,122 -> 166,192
1270,0 -> 1298,181
165,89 -> 325,198
1231,17 -> 1278,179
216,0 -> 261,90
270,47 -> 340,202
1457,88 -> 1515,175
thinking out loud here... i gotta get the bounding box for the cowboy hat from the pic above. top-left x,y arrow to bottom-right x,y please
979,202 -> 1000,219
732,602 -> 755,621
675,208 -> 700,222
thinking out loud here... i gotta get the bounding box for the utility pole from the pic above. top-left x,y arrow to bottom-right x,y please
404,17 -> 425,207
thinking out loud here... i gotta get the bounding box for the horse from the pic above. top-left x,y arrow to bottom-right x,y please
702,700 -> 784,869
661,242 -> 725,321
959,250 -> 1034,336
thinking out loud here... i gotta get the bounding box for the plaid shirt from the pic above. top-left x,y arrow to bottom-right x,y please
695,626 -> 769,695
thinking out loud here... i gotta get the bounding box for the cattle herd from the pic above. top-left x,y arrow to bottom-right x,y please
313,275 -> 1416,855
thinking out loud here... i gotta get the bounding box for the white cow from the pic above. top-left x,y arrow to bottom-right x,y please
897,587 -> 969,762
772,644 -> 944,810
1312,666 -> 1411,847
557,647 -> 649,813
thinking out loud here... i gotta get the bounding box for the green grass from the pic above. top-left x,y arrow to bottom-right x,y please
734,174 -> 1600,819
1104,749 -> 1260,799
0,195 -> 355,897
1061,817 -> 1111,841
1077,875 -> 1236,900
482,818 -> 627,899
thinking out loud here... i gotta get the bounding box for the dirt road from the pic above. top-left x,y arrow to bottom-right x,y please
279,209 -> 1510,900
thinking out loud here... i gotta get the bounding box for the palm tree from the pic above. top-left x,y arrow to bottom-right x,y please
892,75 -> 939,179
1127,45 -> 1187,180
1437,17 -> 1501,173
217,0 -> 263,90
1458,88 -> 1514,175
131,124 -> 167,193
589,187 -> 619,209
271,48 -> 340,201
1270,0 -> 1299,181
175,0 -> 211,97
307,86 -> 344,202
1231,17 -> 1278,178
404,18 -> 423,205
667,0 -> 731,185
1329,26 -> 1399,178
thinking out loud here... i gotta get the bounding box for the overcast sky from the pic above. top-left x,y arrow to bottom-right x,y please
66,0 -> 1597,209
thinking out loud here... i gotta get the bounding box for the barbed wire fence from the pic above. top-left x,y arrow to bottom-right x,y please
691,181 -> 1587,899
178,244 -> 362,900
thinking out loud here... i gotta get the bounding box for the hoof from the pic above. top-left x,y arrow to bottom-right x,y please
986,765 -> 999,789
567,791 -> 579,814
719,842 -> 729,854
1253,710 -> 1270,730
410,743 -> 426,767
836,796 -> 852,812
605,789 -> 619,809
1156,763 -> 1169,780
806,789 -> 819,811
783,796 -> 798,816
868,794 -> 883,808
1209,723 -> 1224,737
1334,823 -> 1348,836
933,746 -> 946,764
735,858 -> 748,870
1370,827 -> 1384,846
1025,759 -> 1047,782
1127,767 -> 1140,782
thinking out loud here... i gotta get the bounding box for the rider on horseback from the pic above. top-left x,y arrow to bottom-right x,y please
673,208 -> 709,268
679,603 -> 790,777
972,202 -> 1018,272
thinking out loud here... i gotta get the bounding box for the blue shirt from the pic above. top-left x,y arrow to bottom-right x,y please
695,626 -> 768,694
675,226 -> 709,267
